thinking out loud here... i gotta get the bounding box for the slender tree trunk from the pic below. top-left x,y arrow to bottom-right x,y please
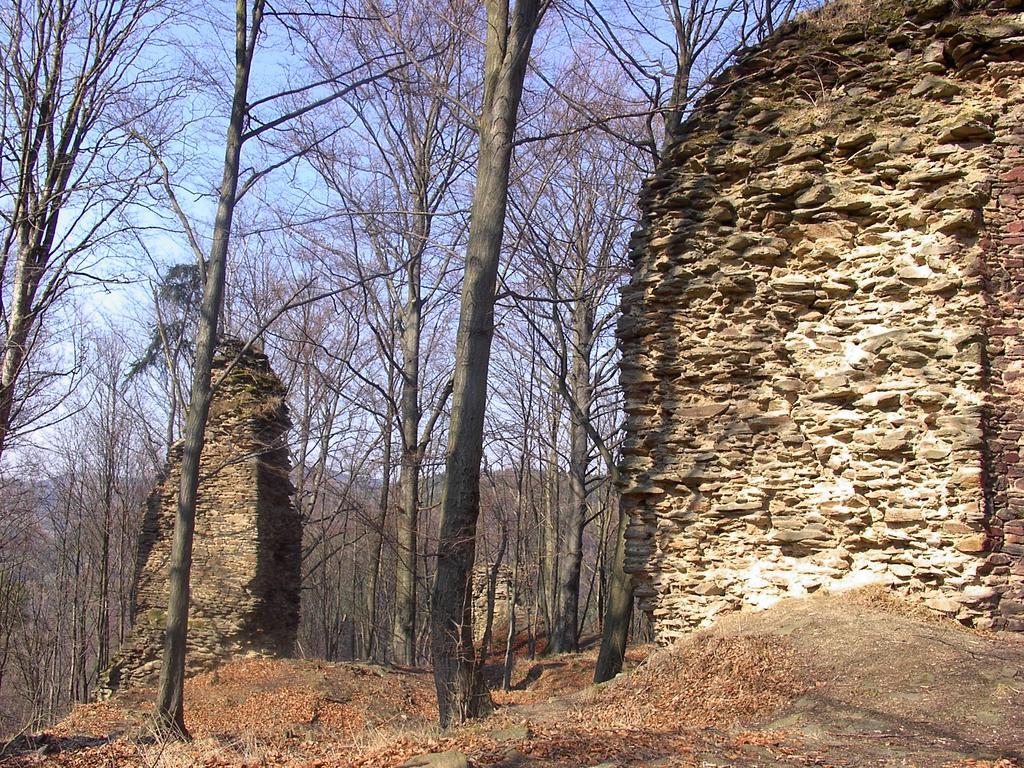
501,576 -> 518,692
392,452 -> 419,664
392,275 -> 422,666
550,302 -> 593,653
537,490 -> 551,636
596,502 -> 607,629
70,525 -> 84,704
0,271 -> 36,463
477,526 -> 507,666
429,0 -> 545,727
594,497 -> 634,683
96,491 -> 112,679
541,413 -> 560,642
0,0 -> 157,466
0,224 -> 61,462
153,0 -> 263,739
364,509 -> 388,660
367,395 -> 393,661
550,440 -> 585,652
502,444 -> 527,690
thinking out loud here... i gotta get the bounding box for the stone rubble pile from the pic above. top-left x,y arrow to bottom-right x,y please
618,0 -> 1024,642
98,339 -> 301,694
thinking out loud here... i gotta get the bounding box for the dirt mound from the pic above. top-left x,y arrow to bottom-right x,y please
56,657 -> 436,742
489,642 -> 652,707
501,590 -> 1023,768
691,591 -> 1024,766
579,633 -> 809,731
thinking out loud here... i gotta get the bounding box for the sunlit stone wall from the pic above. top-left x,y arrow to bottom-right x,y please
99,339 -> 300,692
618,0 -> 1024,642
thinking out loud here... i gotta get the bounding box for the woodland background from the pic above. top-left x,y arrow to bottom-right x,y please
0,0 -> 817,734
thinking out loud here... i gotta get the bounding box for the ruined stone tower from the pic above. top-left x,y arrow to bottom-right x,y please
619,0 -> 1024,643
471,563 -> 517,643
100,339 -> 301,692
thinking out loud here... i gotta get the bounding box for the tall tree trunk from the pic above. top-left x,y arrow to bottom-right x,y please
153,0 -> 263,739
429,0 -> 546,728
0,0 -> 158,465
392,438 -> 419,665
550,452 -> 584,651
594,497 -> 634,683
0,264 -> 38,463
541,409 -> 560,642
501,576 -> 518,691
95,377 -> 115,680
392,250 -> 423,666
95,483 -> 112,680
550,302 -> 593,653
477,525 -> 507,666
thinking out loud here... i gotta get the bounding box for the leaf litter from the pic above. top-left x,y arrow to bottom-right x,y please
5,592 -> 1023,768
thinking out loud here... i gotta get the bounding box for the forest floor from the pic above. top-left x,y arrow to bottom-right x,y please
3,588 -> 1023,768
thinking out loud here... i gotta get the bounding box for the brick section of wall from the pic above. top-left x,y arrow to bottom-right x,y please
98,340 -> 300,694
617,0 -> 1024,644
983,103 -> 1024,630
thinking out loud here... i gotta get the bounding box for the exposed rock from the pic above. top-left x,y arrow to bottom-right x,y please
617,0 -> 1024,642
489,723 -> 533,742
401,752 -> 471,768
97,339 -> 301,694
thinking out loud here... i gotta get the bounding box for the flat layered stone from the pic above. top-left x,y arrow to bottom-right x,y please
617,0 -> 1024,641
97,340 -> 301,695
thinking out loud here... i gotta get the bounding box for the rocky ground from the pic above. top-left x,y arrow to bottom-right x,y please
2,590 -> 1022,768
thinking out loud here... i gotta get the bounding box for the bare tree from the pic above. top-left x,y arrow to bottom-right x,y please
152,0 -> 415,734
0,0 -> 177,464
267,291 -> 396,661
0,330 -> 151,731
151,0 -> 268,735
554,0 -> 806,162
295,0 -> 475,666
430,0 -> 549,727
496,83 -> 641,654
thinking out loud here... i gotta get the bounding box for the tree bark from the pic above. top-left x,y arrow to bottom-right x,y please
501,577 -> 518,691
366,395 -> 393,661
477,525 -> 507,665
0,257 -> 42,462
429,0 -> 546,728
153,0 -> 263,739
392,219 -> 425,666
594,497 -> 634,683
549,302 -> 593,653
540,408 -> 560,642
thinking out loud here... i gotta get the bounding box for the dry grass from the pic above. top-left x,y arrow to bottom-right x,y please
798,0 -> 897,36
488,641 -> 650,707
9,658 -> 438,767
844,583 -> 955,622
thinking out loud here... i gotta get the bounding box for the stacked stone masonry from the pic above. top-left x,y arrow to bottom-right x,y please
618,0 -> 1024,643
471,563 -> 517,643
99,340 -> 301,693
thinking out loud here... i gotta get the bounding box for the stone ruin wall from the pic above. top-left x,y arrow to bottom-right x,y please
618,0 -> 1024,644
99,340 -> 301,692
471,563 -> 517,644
